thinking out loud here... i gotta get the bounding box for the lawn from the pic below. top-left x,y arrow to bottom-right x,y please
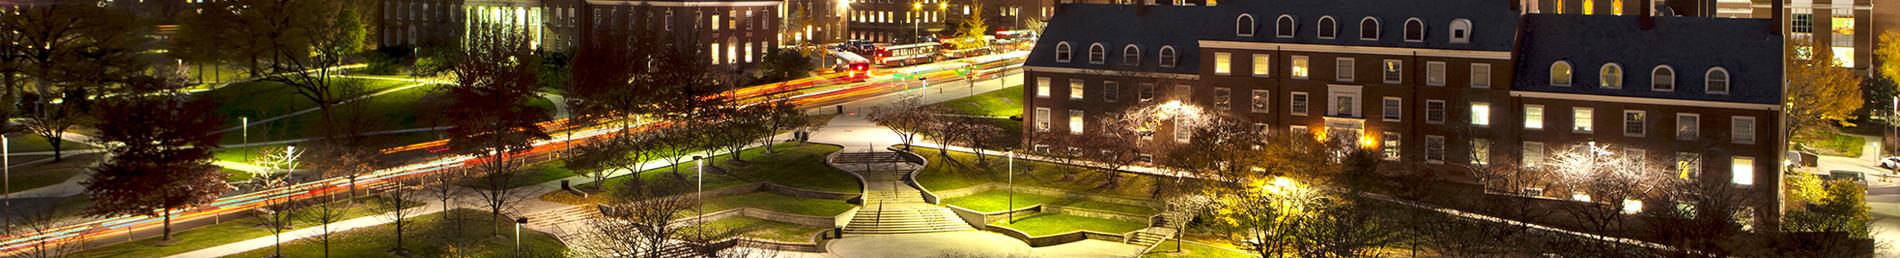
1144,240 -> 1260,258
599,143 -> 860,195
460,160 -> 580,190
911,147 -> 1164,198
929,85 -> 1024,118
221,83 -> 445,143
1796,131 -> 1868,157
75,198 -> 420,258
943,191 -> 1158,215
3,132 -> 95,153
228,209 -> 565,258
682,216 -> 827,243
990,213 -> 1147,236
201,78 -> 417,129
701,192 -> 856,217
3,154 -> 99,194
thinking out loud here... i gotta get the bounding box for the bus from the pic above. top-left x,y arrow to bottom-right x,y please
993,30 -> 1037,51
874,42 -> 941,67
832,51 -> 871,81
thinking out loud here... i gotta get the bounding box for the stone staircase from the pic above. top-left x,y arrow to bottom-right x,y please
845,203 -> 973,234
832,149 -> 975,235
1127,228 -> 1175,247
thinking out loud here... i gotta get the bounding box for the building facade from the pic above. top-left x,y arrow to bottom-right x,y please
378,0 -> 782,69
1023,0 -> 1785,227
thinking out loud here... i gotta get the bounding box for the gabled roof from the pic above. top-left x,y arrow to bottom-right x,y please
1210,0 -> 1522,52
1512,14 -> 1783,105
1025,4 -> 1216,74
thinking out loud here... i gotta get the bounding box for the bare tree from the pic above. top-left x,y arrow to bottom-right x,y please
446,17 -> 553,237
296,181 -> 354,258
425,169 -> 469,235
4,195 -> 83,258
868,97 -> 929,150
375,177 -> 422,256
246,146 -> 302,258
1539,142 -> 1667,254
570,178 -> 700,257
567,131 -> 658,191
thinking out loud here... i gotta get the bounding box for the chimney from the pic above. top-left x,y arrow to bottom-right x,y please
1639,0 -> 1655,29
1770,0 -> 1784,35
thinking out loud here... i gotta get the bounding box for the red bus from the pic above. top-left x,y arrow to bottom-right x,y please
833,51 -> 871,81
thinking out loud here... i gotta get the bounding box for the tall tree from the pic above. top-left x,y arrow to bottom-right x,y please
246,145 -> 302,258
255,0 -> 370,140
445,23 -> 553,237
376,177 -> 422,255
1786,42 -> 1865,136
571,178 -> 699,257
1,0 -> 151,162
83,95 -> 230,242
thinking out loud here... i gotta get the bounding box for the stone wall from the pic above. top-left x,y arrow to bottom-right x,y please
928,182 -> 1162,211
1047,206 -> 1150,222
759,182 -> 859,200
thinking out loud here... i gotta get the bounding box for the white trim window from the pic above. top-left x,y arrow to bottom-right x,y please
1525,104 -> 1544,130
1237,14 -> 1257,36
1139,83 -> 1156,102
1448,19 -> 1472,44
1252,54 -> 1271,77
1382,97 -> 1402,122
1550,61 -> 1574,86
1122,44 -> 1140,65
1383,59 -> 1403,84
1214,87 -> 1232,110
1381,132 -> 1402,160
1276,15 -> 1296,38
1214,52 -> 1232,75
1251,90 -> 1271,113
1291,55 -> 1310,79
1624,110 -> 1646,137
1425,61 -> 1446,86
1676,113 -> 1700,140
1706,67 -> 1730,94
1174,122 -> 1192,143
1088,43 -> 1106,64
1069,110 -> 1085,135
1291,92 -> 1310,116
1471,63 -> 1492,88
1601,63 -> 1624,89
1425,135 -> 1446,164
1676,152 -> 1702,179
1523,141 -> 1546,167
1652,65 -> 1676,92
1055,42 -> 1071,63
1159,46 -> 1178,68
1403,18 -> 1425,42
1732,116 -> 1756,144
1336,57 -> 1356,82
1290,125 -> 1311,139
1034,108 -> 1051,132
1359,17 -> 1380,40
1318,16 -> 1338,39
1732,156 -> 1755,186
1470,102 -> 1491,127
1470,138 -> 1492,166
1426,99 -> 1447,124
1069,79 -> 1085,100
1104,81 -> 1120,103
1573,107 -> 1594,133
1036,77 -> 1051,98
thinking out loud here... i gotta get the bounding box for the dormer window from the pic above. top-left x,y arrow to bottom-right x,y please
1123,44 -> 1140,65
1706,67 -> 1729,94
1159,46 -> 1178,68
1276,15 -> 1296,38
1358,17 -> 1379,40
1237,14 -> 1256,37
1056,42 -> 1071,63
1318,16 -> 1337,39
1550,61 -> 1573,86
1088,43 -> 1106,64
1448,19 -> 1472,44
1652,65 -> 1676,92
1600,63 -> 1624,89
1404,18 -> 1425,42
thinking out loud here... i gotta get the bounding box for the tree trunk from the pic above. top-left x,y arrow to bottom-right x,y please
44,136 -> 61,163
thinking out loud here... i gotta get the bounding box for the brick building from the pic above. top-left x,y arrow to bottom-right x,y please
378,0 -> 782,69
1022,0 -> 1785,226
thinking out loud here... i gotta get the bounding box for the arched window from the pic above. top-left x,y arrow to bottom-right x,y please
1160,46 -> 1178,68
1055,42 -> 1071,63
1122,44 -> 1140,65
1550,61 -> 1573,86
1237,14 -> 1256,36
1276,15 -> 1296,38
1358,17 -> 1379,40
1705,67 -> 1729,94
1448,19 -> 1472,44
1317,16 -> 1338,39
1652,65 -> 1676,92
1600,63 -> 1624,89
1404,18 -> 1425,42
1088,43 -> 1106,64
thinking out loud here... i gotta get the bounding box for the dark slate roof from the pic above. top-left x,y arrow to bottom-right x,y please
1024,4 -> 1217,74
1513,14 -> 1783,105
1211,0 -> 1523,51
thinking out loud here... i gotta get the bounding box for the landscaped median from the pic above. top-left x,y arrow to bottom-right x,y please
904,147 -> 1171,247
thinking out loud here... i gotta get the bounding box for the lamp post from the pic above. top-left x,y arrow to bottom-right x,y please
911,2 -> 923,42
3,135 -> 9,232
242,116 -> 250,161
1006,149 -> 1016,222
514,217 -> 528,252
693,155 -> 705,239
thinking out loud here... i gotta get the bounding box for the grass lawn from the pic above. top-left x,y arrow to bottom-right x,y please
229,209 -> 565,258
1144,240 -> 1259,258
221,83 -> 444,143
943,191 -> 1157,215
460,160 -> 580,190
911,147 -> 1164,199
990,213 -> 1147,236
3,132 -> 95,153
76,198 -> 420,258
3,154 -> 99,195
1797,130 -> 1868,157
599,143 -> 859,195
701,192 -> 856,217
202,78 -> 417,129
683,216 -> 827,243
928,85 -> 1024,118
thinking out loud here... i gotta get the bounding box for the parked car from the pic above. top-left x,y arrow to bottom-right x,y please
1827,170 -> 1868,186
1878,156 -> 1900,169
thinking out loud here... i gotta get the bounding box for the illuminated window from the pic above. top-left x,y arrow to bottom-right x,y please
1383,59 -> 1402,83
1069,110 -> 1084,135
1612,0 -> 1623,15
1600,63 -> 1624,89
1525,105 -> 1544,129
1582,0 -> 1594,15
1381,132 -> 1401,160
1550,61 -> 1573,86
1069,79 -> 1084,100
1034,108 -> 1050,132
1214,52 -> 1232,74
1251,90 -> 1270,113
1290,55 -> 1310,79
1574,107 -> 1594,133
1252,54 -> 1271,77
1470,138 -> 1491,166
1470,102 -> 1491,126
1732,157 -> 1755,185
1523,141 -> 1545,167
1036,77 -> 1051,98
1676,152 -> 1701,180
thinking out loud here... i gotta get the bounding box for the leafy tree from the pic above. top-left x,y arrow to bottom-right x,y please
445,24 -> 553,237
83,95 -> 230,242
759,49 -> 815,83
948,2 -> 989,51
1878,31 -> 1900,86
1786,42 -> 1865,137
1,1 -> 151,162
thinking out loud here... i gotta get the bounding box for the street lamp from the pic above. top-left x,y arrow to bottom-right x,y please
693,155 -> 705,239
1006,148 -> 1016,222
911,2 -> 923,42
514,217 -> 529,252
242,116 -> 250,161
3,135 -> 9,232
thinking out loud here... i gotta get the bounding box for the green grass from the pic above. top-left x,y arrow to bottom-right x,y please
682,216 -> 827,243
1797,131 -> 1868,157
2,154 -> 99,194
461,160 -> 582,190
599,143 -> 860,195
222,83 -> 443,143
3,132 -> 95,153
929,85 -> 1024,118
944,191 -> 1158,215
1144,240 -> 1260,258
228,209 -> 565,258
912,147 -> 1163,199
76,198 -> 421,258
202,78 -> 417,129
702,192 -> 856,217
990,213 -> 1147,236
